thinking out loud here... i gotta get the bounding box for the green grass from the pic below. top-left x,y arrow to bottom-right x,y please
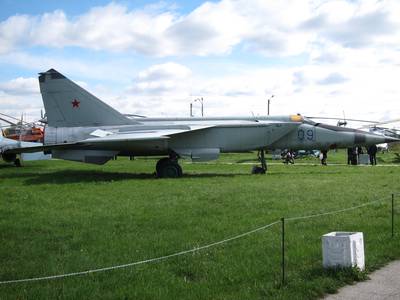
0,150 -> 399,299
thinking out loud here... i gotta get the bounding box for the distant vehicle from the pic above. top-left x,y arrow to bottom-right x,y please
377,144 -> 388,152
293,150 -> 320,158
5,69 -> 399,177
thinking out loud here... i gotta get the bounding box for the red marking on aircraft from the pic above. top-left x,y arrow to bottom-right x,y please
72,99 -> 80,108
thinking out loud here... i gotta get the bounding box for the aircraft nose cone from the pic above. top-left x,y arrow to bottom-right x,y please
383,136 -> 400,143
364,133 -> 399,145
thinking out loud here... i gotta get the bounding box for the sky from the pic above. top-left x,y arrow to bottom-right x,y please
0,0 -> 399,128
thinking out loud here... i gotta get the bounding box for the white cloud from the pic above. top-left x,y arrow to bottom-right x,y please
129,62 -> 192,95
1,58 -> 400,124
0,3 -> 178,55
0,15 -> 32,54
304,0 -> 400,49
0,77 -> 42,122
137,62 -> 191,81
0,77 -> 39,95
1,0 -> 400,125
166,0 -> 251,56
0,0 -> 399,59
317,73 -> 348,85
320,11 -> 395,48
0,51 -> 141,85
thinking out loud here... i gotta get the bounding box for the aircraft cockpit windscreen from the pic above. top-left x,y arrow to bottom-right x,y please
302,117 -> 317,125
289,114 -> 305,122
290,114 -> 317,125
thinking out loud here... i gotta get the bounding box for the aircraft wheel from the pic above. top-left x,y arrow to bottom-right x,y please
156,157 -> 170,174
175,163 -> 183,177
156,159 -> 182,178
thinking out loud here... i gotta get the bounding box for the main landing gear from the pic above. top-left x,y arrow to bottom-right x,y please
1,153 -> 21,167
251,149 -> 267,174
156,156 -> 183,178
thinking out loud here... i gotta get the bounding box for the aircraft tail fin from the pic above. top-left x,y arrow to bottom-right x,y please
39,69 -> 138,127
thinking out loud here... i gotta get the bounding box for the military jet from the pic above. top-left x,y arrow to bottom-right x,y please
4,69 -> 398,177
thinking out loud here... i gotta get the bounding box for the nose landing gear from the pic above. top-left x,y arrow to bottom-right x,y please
251,149 -> 267,174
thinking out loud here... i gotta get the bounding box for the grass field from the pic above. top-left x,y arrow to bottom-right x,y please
0,150 -> 399,299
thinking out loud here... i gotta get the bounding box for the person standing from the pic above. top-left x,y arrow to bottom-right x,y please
347,148 -> 353,165
352,147 -> 358,165
320,150 -> 328,165
357,146 -> 363,163
368,144 -> 378,165
348,147 -> 358,165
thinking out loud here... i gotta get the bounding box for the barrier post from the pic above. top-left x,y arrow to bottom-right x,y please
392,194 -> 395,238
281,217 -> 285,286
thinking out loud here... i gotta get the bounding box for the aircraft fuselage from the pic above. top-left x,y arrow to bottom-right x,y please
43,115 -> 392,160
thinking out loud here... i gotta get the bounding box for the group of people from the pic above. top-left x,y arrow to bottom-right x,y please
347,145 -> 378,165
282,149 -> 295,164
281,149 -> 328,165
280,144 -> 379,166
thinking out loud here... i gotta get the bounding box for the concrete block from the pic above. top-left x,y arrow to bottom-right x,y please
322,232 -> 365,270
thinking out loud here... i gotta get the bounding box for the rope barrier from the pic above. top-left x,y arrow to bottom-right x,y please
0,220 -> 280,285
286,198 -> 387,222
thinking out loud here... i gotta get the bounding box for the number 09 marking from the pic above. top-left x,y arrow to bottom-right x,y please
298,129 -> 305,140
297,128 -> 315,141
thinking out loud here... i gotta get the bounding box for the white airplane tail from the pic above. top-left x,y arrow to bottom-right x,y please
39,69 -> 138,127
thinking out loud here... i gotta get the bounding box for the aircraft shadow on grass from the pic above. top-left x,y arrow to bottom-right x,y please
24,171 -> 338,184
0,164 -> 15,169
235,159 -> 259,163
267,170 -> 344,176
1,170 -> 240,185
0,166 -> 344,185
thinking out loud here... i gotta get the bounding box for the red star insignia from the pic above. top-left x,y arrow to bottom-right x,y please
72,99 -> 80,108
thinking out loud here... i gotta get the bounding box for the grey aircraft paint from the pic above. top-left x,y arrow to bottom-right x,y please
3,69 -> 398,177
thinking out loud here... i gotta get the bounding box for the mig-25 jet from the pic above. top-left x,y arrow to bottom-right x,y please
3,69 -> 398,177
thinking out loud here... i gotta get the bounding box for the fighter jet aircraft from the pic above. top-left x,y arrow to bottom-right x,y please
4,69 -> 398,177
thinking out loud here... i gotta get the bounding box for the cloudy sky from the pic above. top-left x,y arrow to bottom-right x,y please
0,0 -> 399,127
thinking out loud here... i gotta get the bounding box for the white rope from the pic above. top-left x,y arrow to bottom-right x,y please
0,220 -> 280,285
286,198 -> 387,221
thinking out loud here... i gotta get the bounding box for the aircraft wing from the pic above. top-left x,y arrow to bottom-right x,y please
4,121 -> 298,155
3,125 -> 216,154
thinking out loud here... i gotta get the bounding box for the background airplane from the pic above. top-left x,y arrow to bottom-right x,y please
4,69 -> 398,177
0,112 -> 49,165
0,111 -> 45,142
